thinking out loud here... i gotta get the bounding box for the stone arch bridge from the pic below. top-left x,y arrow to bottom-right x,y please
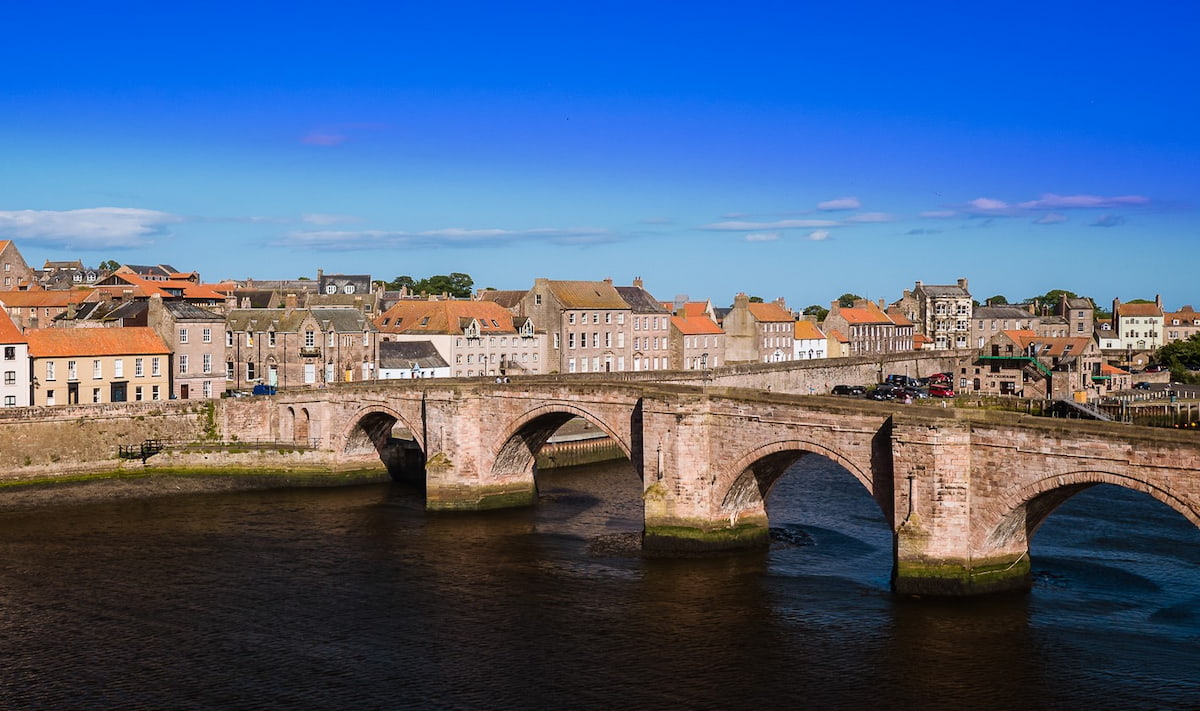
226,379 -> 1200,596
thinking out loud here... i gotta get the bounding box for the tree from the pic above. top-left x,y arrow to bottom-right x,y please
383,273 -> 474,298
1157,335 -> 1200,374
748,296 -> 764,303
1026,289 -> 1078,315
803,304 -> 829,322
97,259 -> 120,272
985,294 -> 1008,305
837,293 -> 863,307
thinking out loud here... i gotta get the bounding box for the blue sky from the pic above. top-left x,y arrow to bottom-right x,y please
3,2 -> 1197,310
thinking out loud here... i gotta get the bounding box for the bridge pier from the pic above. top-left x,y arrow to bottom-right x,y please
892,524 -> 1031,596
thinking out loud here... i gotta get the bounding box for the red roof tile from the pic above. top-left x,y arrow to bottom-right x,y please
26,327 -> 170,357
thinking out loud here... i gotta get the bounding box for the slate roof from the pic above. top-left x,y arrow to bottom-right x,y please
227,307 -> 374,333
919,284 -> 971,297
974,305 -> 1036,320
615,286 -> 669,314
379,340 -> 449,370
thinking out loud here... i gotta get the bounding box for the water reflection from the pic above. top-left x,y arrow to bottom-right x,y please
0,460 -> 1195,709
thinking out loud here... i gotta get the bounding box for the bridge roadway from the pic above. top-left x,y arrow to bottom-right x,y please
225,377 -> 1200,596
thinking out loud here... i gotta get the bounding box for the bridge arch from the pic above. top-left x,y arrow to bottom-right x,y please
716,439 -> 887,528
984,469 -> 1200,550
338,404 -> 427,481
489,402 -> 635,482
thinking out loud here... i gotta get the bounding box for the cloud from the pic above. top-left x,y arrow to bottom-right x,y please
0,207 -> 182,248
817,197 -> 861,211
744,232 -> 779,242
807,230 -> 830,241
301,133 -> 347,146
638,216 -> 673,225
1019,193 -> 1149,210
845,212 -> 893,223
905,228 -> 941,235
279,226 -> 618,250
1089,214 -> 1126,228
920,210 -> 959,219
301,213 -> 363,226
700,218 -> 839,231
969,197 -> 1010,211
1033,212 -> 1068,225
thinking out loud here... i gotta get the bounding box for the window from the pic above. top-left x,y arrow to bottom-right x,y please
226,331 -> 234,347
179,328 -> 189,344
179,355 -> 189,373
326,284 -> 337,294
135,386 -> 143,401
152,357 -> 161,377
362,331 -> 369,346
202,328 -> 212,343
225,361 -> 234,380
135,358 -> 144,377
592,313 -> 599,324
247,361 -> 256,380
568,333 -> 575,348
553,333 -> 560,349
202,381 -> 212,398
592,332 -> 599,348
246,332 -> 254,347
3,346 -> 13,360
304,363 -> 316,383
569,313 -> 576,325
3,371 -> 14,385
68,360 -> 77,380
304,330 -> 315,347
203,354 -> 212,373
152,385 -> 160,401
45,361 -> 56,381
114,360 -> 124,378
535,294 -> 542,305
268,331 -> 276,347
344,284 -> 355,294
93,360 -> 102,378
92,389 -> 101,403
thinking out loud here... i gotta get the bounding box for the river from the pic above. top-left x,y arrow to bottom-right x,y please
0,455 -> 1197,710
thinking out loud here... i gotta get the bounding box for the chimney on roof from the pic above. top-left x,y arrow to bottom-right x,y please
878,298 -> 885,310
915,281 -> 923,289
285,293 -> 298,311
633,276 -> 643,289
604,277 -> 613,285
67,301 -> 77,320
957,278 -> 968,289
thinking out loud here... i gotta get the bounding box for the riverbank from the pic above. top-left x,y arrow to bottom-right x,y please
0,468 -> 391,512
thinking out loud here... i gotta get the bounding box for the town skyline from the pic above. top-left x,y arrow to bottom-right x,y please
2,3 -> 1197,307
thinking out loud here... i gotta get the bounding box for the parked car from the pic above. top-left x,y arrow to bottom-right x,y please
1144,364 -> 1165,373
927,372 -> 951,384
831,384 -> 866,396
1133,381 -> 1152,390
866,388 -> 895,401
929,384 -> 955,398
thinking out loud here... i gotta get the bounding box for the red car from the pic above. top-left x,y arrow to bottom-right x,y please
929,384 -> 955,398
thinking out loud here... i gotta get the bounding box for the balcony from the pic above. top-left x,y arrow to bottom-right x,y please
299,346 -> 322,358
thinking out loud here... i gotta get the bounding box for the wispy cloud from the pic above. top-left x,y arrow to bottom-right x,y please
639,216 -> 673,225
278,226 -> 618,250
920,210 -> 959,219
700,218 -> 839,231
0,207 -> 182,248
905,228 -> 941,235
845,212 -> 893,223
300,122 -> 389,147
301,133 -> 347,146
1033,212 -> 1068,225
807,230 -> 830,241
1020,193 -> 1149,210
744,232 -> 779,242
1089,214 -> 1126,228
817,197 -> 861,211
301,213 -> 363,226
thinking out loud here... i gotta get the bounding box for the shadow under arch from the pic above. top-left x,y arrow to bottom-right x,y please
718,437 -> 893,530
489,402 -> 637,486
340,404 -> 426,484
985,469 -> 1200,550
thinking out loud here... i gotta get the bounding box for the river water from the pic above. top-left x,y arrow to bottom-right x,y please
0,456 -> 1197,710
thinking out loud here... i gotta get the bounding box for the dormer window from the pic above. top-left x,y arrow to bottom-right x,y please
344,285 -> 355,294
420,316 -> 430,326
325,285 -> 337,294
